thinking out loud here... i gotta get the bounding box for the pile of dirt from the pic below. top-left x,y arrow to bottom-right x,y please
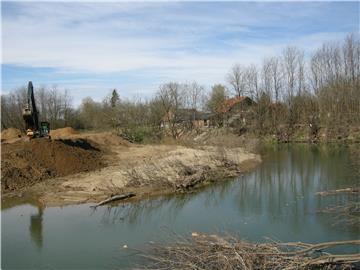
1,128 -> 22,141
1,138 -> 104,192
50,129 -> 131,148
81,132 -> 131,148
50,127 -> 78,139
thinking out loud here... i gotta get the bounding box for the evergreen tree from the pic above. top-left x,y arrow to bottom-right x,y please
110,89 -> 120,107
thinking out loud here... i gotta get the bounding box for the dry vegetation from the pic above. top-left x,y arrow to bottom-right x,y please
124,146 -> 259,191
137,233 -> 360,270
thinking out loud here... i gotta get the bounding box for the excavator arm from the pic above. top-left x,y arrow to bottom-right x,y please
23,81 -> 39,133
22,81 -> 50,138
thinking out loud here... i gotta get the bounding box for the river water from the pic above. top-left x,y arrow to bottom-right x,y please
1,144 -> 359,269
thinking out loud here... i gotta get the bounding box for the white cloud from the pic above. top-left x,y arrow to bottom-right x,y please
2,3 -> 256,77
2,2 -> 356,100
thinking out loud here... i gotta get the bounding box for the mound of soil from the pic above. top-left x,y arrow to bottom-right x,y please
83,132 -> 131,147
50,127 -> 77,139
1,138 -> 104,192
1,128 -> 22,141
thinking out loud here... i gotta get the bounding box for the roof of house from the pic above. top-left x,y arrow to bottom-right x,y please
217,96 -> 253,113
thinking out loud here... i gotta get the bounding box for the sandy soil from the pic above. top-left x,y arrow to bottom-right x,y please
2,129 -> 261,207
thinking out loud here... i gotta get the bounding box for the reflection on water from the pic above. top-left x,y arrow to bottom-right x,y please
2,144 -> 359,269
29,206 -> 44,250
98,144 -> 359,232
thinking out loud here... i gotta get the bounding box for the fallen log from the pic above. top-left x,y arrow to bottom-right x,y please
303,253 -> 360,267
90,192 -> 135,208
281,239 -> 360,255
315,187 -> 359,196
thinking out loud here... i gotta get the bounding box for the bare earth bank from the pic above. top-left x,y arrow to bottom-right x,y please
2,131 -> 261,207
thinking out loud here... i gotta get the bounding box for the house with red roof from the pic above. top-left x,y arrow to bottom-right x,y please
217,96 -> 255,126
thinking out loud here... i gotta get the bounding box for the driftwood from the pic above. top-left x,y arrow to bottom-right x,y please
91,192 -> 135,208
281,239 -> 360,255
301,253 -> 360,267
175,173 -> 206,192
315,187 -> 359,196
138,233 -> 360,270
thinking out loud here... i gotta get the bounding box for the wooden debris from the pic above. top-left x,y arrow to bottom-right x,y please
176,174 -> 205,191
90,192 -> 135,208
315,187 -> 359,196
138,233 -> 360,270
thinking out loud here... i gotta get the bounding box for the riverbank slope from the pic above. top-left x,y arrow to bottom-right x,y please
1,130 -> 261,206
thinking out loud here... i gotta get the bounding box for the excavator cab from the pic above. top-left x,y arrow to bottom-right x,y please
40,122 -> 50,138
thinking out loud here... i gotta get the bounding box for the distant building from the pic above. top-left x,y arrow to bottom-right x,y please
217,96 -> 255,114
217,96 -> 255,126
161,109 -> 212,128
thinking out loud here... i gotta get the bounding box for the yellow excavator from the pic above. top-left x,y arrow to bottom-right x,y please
22,81 -> 51,139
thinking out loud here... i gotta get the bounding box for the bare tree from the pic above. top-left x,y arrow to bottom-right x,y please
45,86 -> 72,128
78,97 -> 103,129
1,87 -> 27,130
1,85 -> 72,130
343,33 -> 360,82
269,56 -> 282,103
206,84 -> 227,126
226,64 -> 245,97
157,82 -> 185,138
297,50 -> 306,96
310,42 -> 344,90
261,58 -> 272,99
282,46 -> 300,101
183,81 -> 205,124
244,65 -> 259,100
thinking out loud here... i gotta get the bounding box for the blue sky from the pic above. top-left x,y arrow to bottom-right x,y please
1,1 -> 359,105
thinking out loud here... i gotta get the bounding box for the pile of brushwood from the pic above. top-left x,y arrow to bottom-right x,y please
138,233 -> 360,270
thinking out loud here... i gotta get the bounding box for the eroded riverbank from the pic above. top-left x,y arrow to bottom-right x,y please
2,131 -> 261,207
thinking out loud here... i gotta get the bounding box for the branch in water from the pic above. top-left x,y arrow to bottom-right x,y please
315,187 -> 359,196
90,192 -> 135,208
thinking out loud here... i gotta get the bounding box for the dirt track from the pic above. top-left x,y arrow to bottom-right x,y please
1,129 -> 261,206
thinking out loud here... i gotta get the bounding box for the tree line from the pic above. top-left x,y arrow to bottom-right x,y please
1,33 -> 359,142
